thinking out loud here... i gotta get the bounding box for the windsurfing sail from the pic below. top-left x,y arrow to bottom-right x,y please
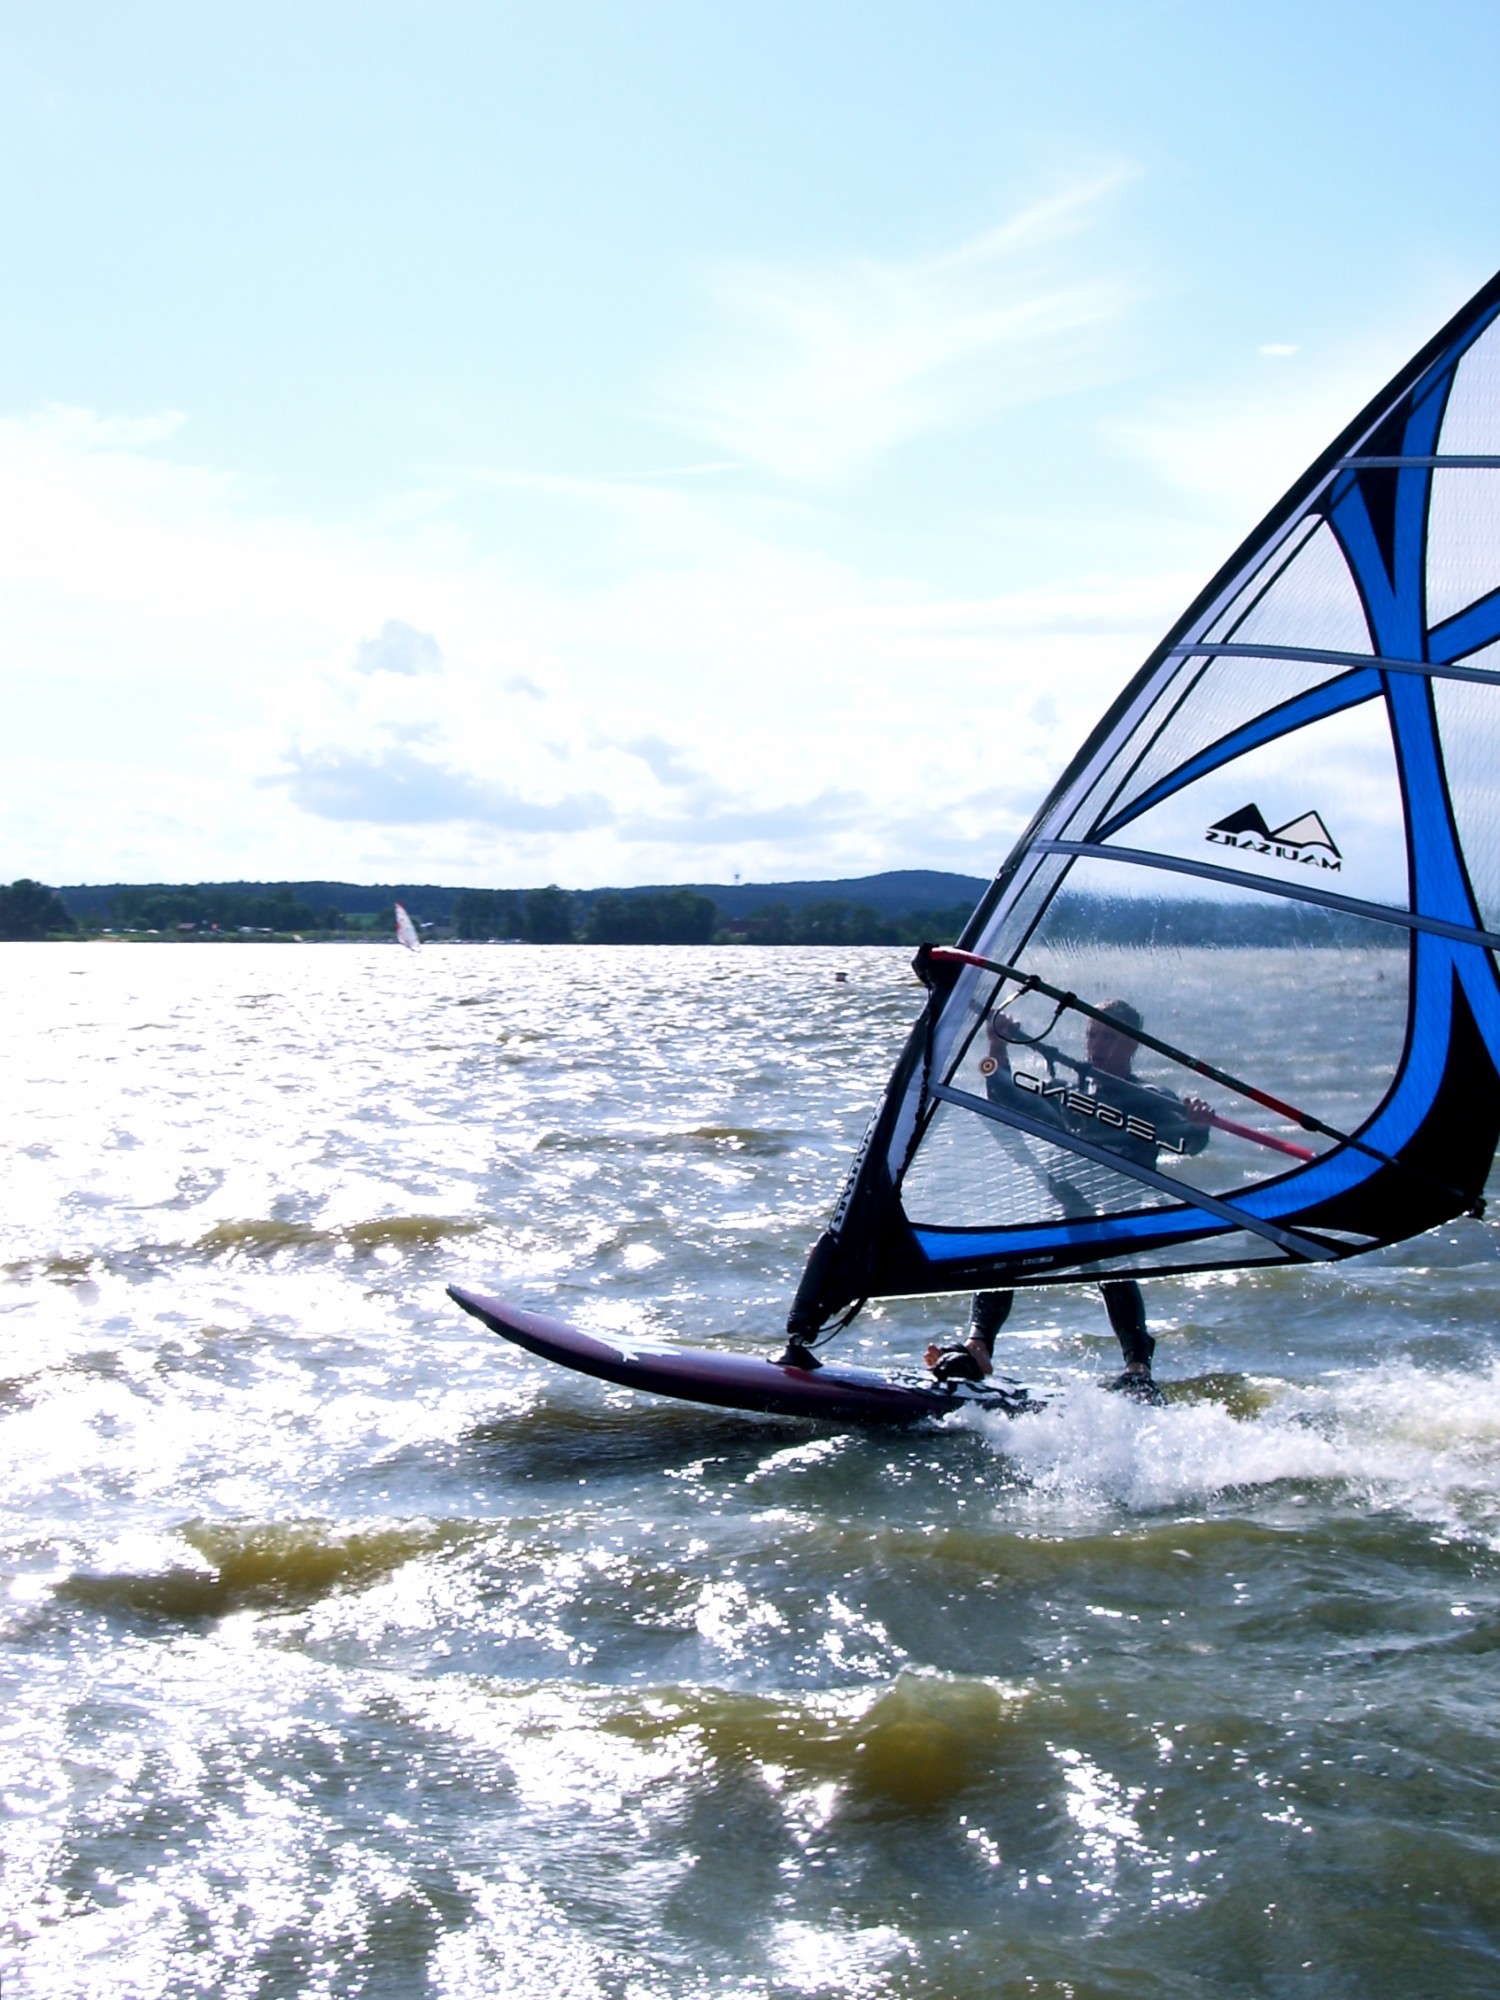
394,902 -> 421,951
788,269 -> 1500,1338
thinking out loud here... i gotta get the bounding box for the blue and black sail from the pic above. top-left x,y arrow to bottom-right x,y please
790,269 -> 1500,1336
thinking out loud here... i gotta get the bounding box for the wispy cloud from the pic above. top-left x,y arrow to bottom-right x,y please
620,790 -> 865,847
353,619 -> 443,677
620,734 -> 702,788
29,404 -> 188,450
271,745 -> 611,831
660,171 -> 1138,483
608,738 -> 866,851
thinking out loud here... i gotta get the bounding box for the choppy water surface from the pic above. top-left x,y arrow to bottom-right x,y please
4,942 -> 1500,1998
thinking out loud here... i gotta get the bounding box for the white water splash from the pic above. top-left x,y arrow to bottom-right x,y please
972,1358 -> 1500,1537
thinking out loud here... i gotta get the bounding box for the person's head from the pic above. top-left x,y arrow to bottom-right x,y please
1085,998 -> 1142,1077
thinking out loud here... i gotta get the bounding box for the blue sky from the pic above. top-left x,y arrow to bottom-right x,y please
3,0 -> 1498,888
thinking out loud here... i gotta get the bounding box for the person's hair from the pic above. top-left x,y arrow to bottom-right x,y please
1096,998 -> 1143,1038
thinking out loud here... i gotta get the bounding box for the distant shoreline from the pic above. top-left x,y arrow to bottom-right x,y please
11,872 -> 985,948
54,932 -> 926,945
5,870 -> 1403,948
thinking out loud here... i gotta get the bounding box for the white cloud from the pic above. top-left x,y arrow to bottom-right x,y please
28,404 -> 189,450
619,790 -> 865,848
660,172 -> 1140,484
0,391 -> 1193,889
619,735 -> 703,790
272,744 -> 610,831
352,620 -> 444,677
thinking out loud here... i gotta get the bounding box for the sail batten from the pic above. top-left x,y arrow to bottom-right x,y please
1166,643 -> 1500,687
928,1083 -> 1337,1260
787,270 -> 1500,1335
1033,841 -> 1500,949
1335,455 -> 1500,468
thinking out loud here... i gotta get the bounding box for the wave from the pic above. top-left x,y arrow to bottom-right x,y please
193,1215 -> 483,1258
530,1126 -> 794,1157
464,1397 -> 770,1481
60,1518 -> 469,1620
2,1253 -> 97,1286
601,1669 -> 1026,1814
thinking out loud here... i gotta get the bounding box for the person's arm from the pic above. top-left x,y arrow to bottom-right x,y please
1151,1090 -> 1213,1156
1181,1095 -> 1212,1155
981,1011 -> 1020,1106
984,1010 -> 1023,1069
980,1011 -> 1081,1137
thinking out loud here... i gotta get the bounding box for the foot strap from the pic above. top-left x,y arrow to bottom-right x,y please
928,1343 -> 989,1384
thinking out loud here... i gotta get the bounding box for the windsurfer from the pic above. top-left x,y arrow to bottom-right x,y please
925,998 -> 1212,1395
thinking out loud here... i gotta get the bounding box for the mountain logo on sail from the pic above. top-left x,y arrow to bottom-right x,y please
1205,804 -> 1342,871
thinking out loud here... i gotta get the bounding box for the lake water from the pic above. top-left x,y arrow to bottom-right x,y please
4,942 -> 1500,1998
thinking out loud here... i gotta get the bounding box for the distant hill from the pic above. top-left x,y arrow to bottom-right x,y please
636,871 -> 989,921
56,870 -> 991,925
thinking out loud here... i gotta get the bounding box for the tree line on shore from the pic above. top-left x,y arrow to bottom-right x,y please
0,876 -> 974,945
0,881 -> 369,939
450,887 -> 974,945
3,875 -> 1394,948
0,880 -> 75,940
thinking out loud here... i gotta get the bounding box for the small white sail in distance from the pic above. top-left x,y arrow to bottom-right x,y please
394,902 -> 421,951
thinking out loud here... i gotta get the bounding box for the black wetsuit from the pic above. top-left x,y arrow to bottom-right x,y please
972,1057 -> 1210,1372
